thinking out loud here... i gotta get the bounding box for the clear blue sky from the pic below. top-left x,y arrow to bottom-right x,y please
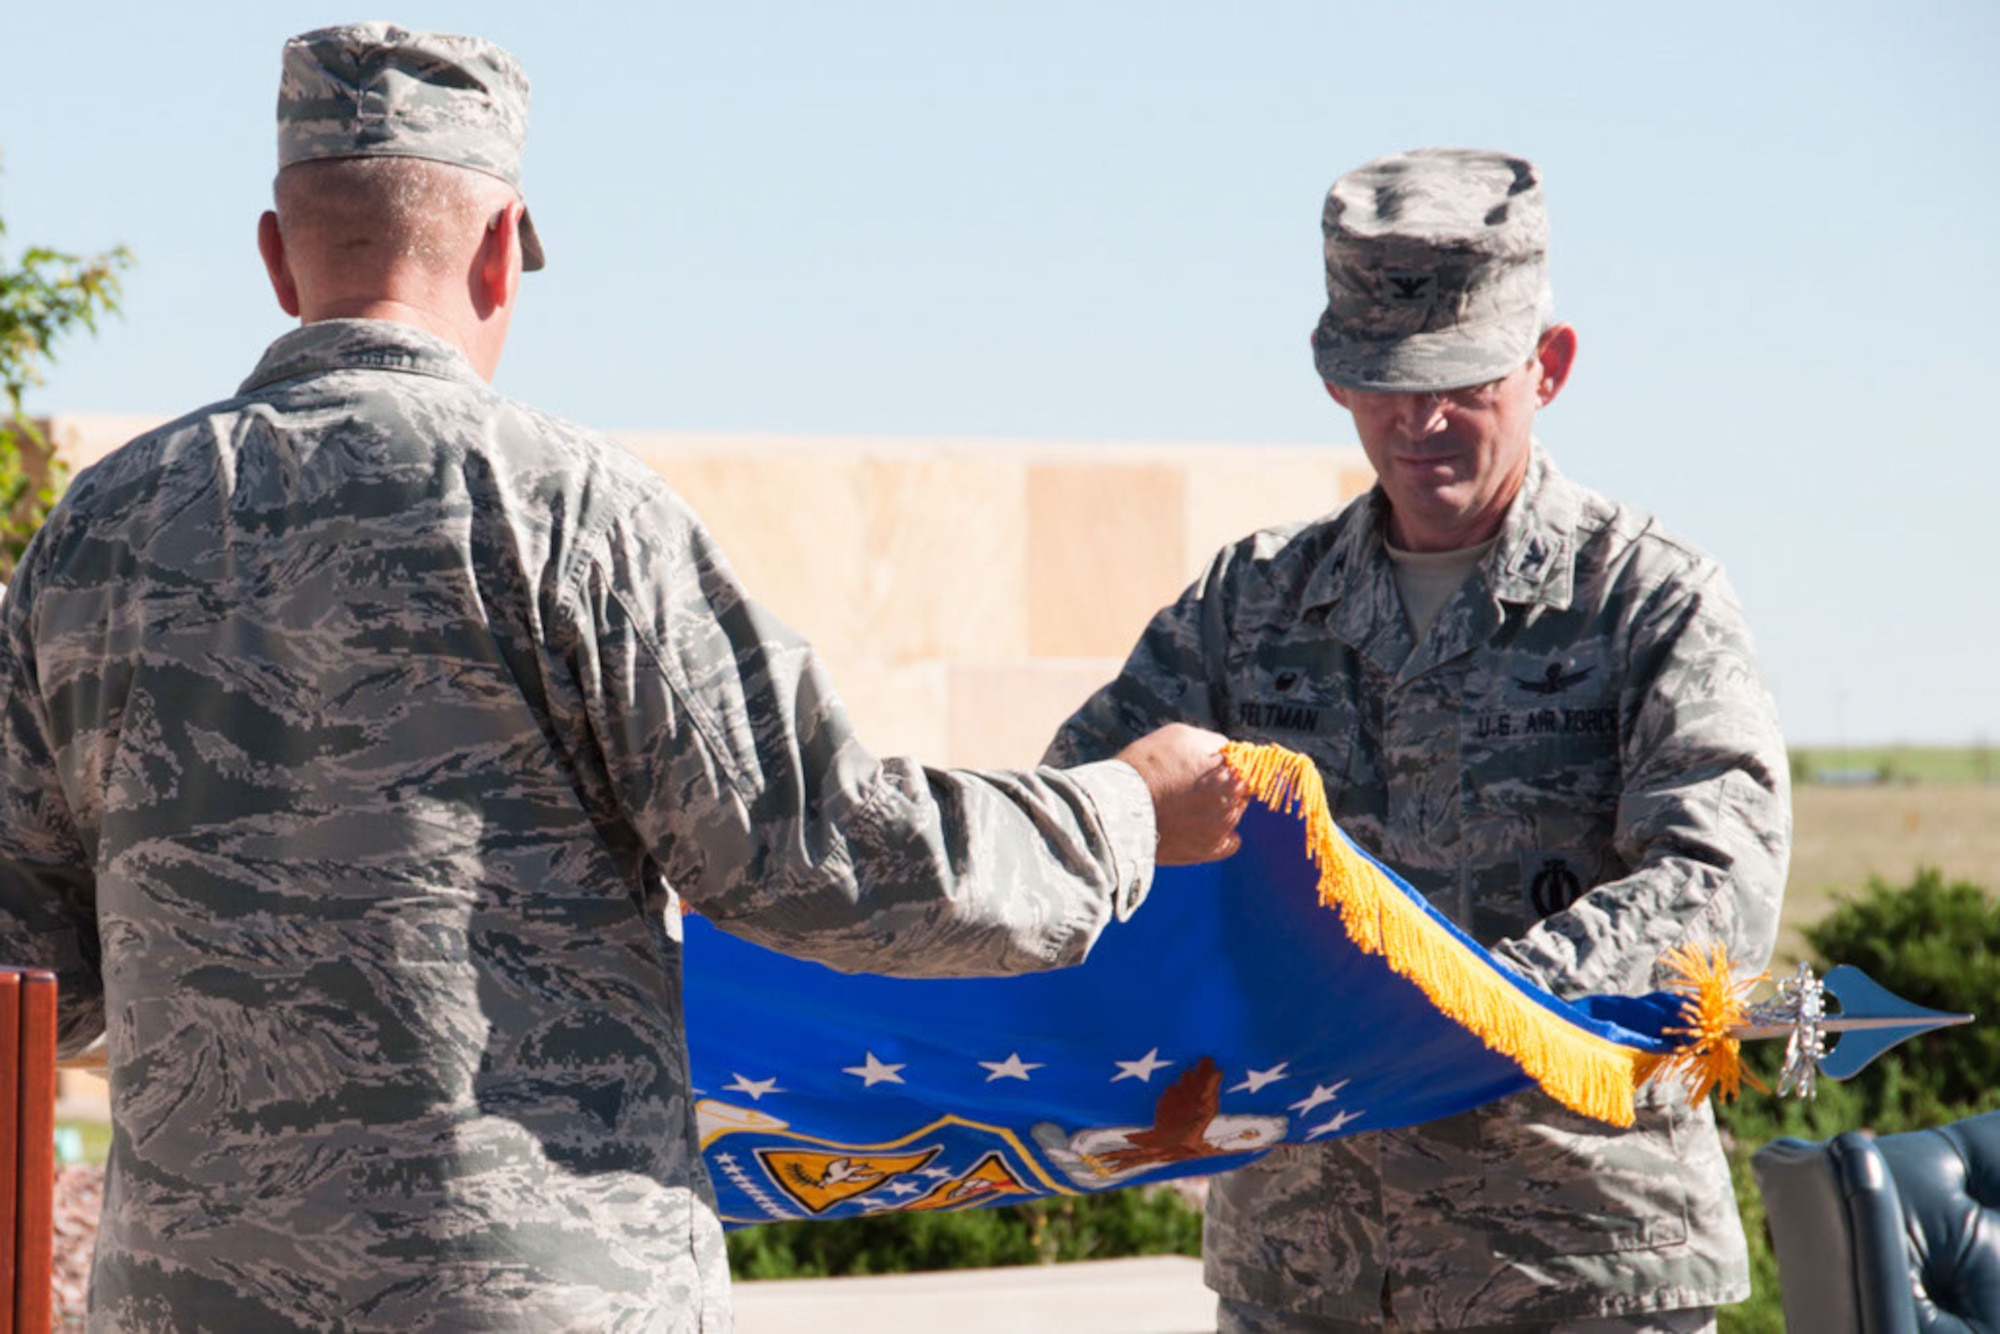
4,1 -> 1995,746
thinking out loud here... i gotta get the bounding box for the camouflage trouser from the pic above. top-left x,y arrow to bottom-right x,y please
1215,1298 -> 1716,1334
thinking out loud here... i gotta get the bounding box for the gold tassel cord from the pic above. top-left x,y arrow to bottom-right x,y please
1221,740 -> 1650,1128
1642,941 -> 1765,1105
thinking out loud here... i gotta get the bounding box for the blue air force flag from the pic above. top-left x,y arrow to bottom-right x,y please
685,746 -> 1689,1227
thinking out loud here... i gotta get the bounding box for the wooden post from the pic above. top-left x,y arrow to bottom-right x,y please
0,971 -> 19,1334
14,972 -> 54,1334
0,969 -> 56,1334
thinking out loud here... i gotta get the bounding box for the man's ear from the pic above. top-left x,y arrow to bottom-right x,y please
474,200 -> 523,318
257,211 -> 301,318
1535,324 -> 1579,406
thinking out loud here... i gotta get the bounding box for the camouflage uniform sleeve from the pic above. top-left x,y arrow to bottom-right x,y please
1043,546 -> 1238,767
1488,562 -> 1791,998
571,489 -> 1157,977
0,555 -> 105,1056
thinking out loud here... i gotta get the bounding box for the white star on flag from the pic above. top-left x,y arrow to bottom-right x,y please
841,1052 -> 907,1086
1112,1048 -> 1173,1083
978,1053 -> 1043,1082
1306,1108 -> 1365,1139
1230,1062 -> 1290,1094
722,1074 -> 782,1101
1288,1080 -> 1350,1114
887,1180 -> 924,1197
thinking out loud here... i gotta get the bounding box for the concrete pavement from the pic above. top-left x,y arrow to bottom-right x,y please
733,1255 -> 1216,1333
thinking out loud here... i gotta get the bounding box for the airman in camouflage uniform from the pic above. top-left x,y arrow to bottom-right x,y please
0,24 -> 1245,1332
1047,149 -> 1790,1331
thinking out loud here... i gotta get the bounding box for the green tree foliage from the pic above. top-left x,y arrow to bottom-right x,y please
0,196 -> 132,579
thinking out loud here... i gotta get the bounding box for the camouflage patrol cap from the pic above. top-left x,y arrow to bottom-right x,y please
277,22 -> 546,271
1310,148 -> 1550,392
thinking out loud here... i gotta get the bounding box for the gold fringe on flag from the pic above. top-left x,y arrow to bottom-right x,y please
1222,740 -> 1653,1127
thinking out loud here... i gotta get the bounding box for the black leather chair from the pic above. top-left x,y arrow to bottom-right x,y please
1752,1108 -> 2000,1333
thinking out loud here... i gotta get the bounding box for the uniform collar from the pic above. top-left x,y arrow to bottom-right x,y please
239,318 -> 486,396
1300,487 -> 1389,618
1301,443 -> 1580,620
1487,446 -> 1579,612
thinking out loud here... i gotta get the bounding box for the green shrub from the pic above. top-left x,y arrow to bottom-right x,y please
1717,869 -> 1998,1332
1720,869 -> 1995,1149
1720,1148 -> 1784,1334
1798,869 -> 1998,1122
725,1186 -> 1200,1279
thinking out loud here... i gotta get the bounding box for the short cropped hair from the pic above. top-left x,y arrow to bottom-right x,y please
274,156 -> 513,275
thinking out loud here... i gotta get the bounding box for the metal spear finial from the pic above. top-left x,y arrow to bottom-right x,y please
1732,962 -> 1972,1097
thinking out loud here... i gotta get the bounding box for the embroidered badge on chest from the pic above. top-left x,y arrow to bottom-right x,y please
1514,660 -> 1595,696
1236,666 -> 1325,733
1474,650 -> 1617,743
1521,852 -> 1586,916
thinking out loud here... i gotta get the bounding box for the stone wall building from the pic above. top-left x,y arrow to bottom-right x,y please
44,414 -> 1372,767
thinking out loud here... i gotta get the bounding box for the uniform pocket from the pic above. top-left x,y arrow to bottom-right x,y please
1477,1083 -> 1692,1256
